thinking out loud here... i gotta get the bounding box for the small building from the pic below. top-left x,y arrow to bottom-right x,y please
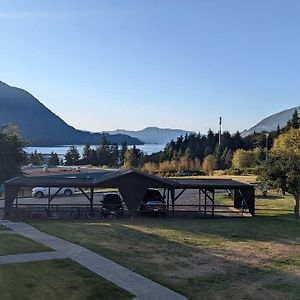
4,168 -> 255,218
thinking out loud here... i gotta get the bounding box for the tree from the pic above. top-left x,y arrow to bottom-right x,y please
64,145 -> 80,165
29,150 -> 43,165
48,151 -> 59,165
232,148 -> 262,169
259,152 -> 300,218
123,146 -> 142,168
0,125 -> 27,182
202,154 -> 218,175
272,128 -> 300,155
291,109 -> 300,129
119,142 -> 128,166
82,143 -> 91,164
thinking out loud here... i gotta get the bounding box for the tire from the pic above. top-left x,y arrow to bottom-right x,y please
85,210 -> 94,218
64,189 -> 73,197
70,209 -> 81,218
35,191 -> 44,198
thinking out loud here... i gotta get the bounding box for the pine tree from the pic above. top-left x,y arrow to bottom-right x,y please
29,150 -> 43,165
48,151 -> 59,165
291,109 -> 300,129
64,145 -> 80,165
82,143 -> 92,164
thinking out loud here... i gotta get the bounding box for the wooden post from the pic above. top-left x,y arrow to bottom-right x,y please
167,189 -> 170,216
212,190 -> 215,218
204,189 -> 207,214
171,189 -> 175,217
90,188 -> 94,213
48,187 -> 51,211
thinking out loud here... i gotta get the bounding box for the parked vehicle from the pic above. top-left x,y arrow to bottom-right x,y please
32,187 -> 77,198
140,189 -> 166,216
101,193 -> 124,219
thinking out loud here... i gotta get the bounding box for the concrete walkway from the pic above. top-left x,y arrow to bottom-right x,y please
0,220 -> 187,300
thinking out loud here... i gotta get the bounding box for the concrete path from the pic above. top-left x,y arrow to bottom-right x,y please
0,220 -> 187,300
0,251 -> 67,265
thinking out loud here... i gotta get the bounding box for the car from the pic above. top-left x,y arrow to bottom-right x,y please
101,193 -> 124,218
140,189 -> 166,216
32,187 -> 77,198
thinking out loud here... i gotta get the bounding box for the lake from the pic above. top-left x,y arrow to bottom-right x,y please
25,144 -> 165,156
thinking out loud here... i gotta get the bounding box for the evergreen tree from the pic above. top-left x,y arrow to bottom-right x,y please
123,145 -> 142,168
48,151 -> 59,165
291,109 -> 300,129
82,143 -> 92,164
64,145 -> 80,165
29,150 -> 43,165
119,142 -> 128,166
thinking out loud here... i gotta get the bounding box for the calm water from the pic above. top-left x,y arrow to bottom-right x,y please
25,144 -> 165,156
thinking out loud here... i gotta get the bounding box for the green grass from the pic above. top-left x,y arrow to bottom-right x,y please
0,234 -> 51,256
0,225 -> 9,230
29,195 -> 300,300
0,259 -> 132,300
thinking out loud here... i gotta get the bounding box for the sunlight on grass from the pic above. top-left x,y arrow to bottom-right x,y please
0,234 -> 51,256
0,259 -> 132,300
28,193 -> 300,300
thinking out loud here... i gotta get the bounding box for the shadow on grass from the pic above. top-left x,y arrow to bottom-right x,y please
29,219 -> 300,300
129,214 -> 300,244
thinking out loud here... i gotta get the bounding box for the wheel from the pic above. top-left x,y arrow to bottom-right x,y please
64,189 -> 73,197
35,191 -> 44,198
70,209 -> 81,218
85,210 -> 94,218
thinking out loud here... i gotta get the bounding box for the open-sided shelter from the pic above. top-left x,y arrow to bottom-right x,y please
4,168 -> 255,218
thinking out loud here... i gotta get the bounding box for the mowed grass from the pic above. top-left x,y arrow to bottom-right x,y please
0,259 -> 133,300
29,195 -> 300,300
0,225 -> 9,230
0,233 -> 51,256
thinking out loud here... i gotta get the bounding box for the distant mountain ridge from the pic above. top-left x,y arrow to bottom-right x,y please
0,81 -> 142,146
242,106 -> 300,136
107,127 -> 192,144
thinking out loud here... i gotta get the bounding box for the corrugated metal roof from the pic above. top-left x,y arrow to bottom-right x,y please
4,168 -> 253,190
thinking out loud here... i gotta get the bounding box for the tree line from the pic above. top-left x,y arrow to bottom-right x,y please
28,137 -> 143,168
143,109 -> 300,175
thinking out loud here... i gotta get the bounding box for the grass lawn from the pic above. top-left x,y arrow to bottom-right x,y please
0,225 -> 9,230
171,173 -> 257,183
0,259 -> 133,300
0,233 -> 51,256
29,194 -> 300,300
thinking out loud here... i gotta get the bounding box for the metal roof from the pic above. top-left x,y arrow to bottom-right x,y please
4,168 -> 253,190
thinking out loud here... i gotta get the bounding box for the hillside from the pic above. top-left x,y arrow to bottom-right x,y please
242,106 -> 300,136
108,127 -> 192,144
0,81 -> 142,146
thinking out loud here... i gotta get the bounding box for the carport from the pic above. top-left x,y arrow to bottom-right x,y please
4,168 -> 255,218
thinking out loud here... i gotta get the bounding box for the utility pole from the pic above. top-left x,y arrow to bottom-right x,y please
219,117 -> 222,146
265,132 -> 270,160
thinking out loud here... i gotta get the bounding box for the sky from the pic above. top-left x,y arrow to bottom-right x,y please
1,0 -> 300,134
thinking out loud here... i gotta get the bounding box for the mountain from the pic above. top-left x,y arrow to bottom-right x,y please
107,127 -> 192,144
242,106 -> 300,137
0,81 -> 142,146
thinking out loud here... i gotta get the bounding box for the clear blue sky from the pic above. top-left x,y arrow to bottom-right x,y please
1,0 -> 300,133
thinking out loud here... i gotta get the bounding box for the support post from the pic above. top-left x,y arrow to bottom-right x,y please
212,190 -> 215,218
204,189 -> 207,214
198,189 -> 201,211
48,187 -> 51,211
167,189 -> 170,216
90,188 -> 94,213
171,189 -> 175,217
